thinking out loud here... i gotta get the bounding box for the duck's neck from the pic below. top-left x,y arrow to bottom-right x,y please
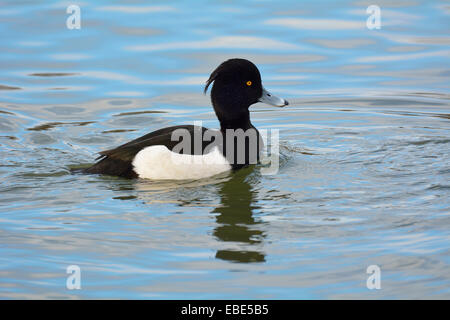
216,108 -> 262,169
218,109 -> 254,132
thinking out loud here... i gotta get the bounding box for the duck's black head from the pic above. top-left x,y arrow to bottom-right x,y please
204,58 -> 288,129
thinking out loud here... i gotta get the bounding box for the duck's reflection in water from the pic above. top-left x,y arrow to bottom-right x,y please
212,168 -> 265,263
132,168 -> 266,263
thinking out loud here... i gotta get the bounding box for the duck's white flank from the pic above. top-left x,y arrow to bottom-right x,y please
132,145 -> 231,180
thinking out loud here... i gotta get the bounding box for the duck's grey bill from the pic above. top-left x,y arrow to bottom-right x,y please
259,87 -> 289,107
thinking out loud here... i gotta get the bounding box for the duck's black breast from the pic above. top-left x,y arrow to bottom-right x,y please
84,125 -> 211,178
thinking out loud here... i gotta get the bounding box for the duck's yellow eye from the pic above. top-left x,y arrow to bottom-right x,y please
246,81 -> 252,86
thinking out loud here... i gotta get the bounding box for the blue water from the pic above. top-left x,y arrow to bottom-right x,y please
0,0 -> 449,299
